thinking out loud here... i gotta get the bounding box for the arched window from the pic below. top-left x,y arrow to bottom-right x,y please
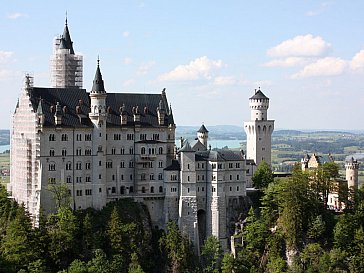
159,186 -> 163,193
120,186 -> 125,194
141,147 -> 146,155
150,186 -> 154,193
159,147 -> 163,154
142,187 -> 146,193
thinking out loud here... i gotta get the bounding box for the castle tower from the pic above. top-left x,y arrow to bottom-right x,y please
197,124 -> 209,148
178,141 -> 199,250
244,89 -> 274,166
345,157 -> 360,191
89,59 -> 107,209
50,17 -> 83,88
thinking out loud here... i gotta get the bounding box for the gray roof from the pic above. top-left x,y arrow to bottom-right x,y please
197,124 -> 209,133
62,20 -> 74,54
91,61 -> 106,94
250,89 -> 268,100
179,140 -> 194,152
164,160 -> 180,171
26,86 -> 174,128
195,149 -> 244,162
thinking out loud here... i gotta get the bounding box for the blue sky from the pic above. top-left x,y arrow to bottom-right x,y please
1,1 -> 364,130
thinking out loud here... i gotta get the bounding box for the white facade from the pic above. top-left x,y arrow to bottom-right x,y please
244,89 -> 274,167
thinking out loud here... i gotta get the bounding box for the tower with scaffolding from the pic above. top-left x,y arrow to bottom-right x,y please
50,18 -> 83,88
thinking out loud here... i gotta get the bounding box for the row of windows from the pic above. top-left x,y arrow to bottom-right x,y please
49,148 -> 92,157
141,147 -> 163,155
49,134 -> 92,142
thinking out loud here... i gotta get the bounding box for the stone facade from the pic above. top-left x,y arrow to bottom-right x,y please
9,20 -> 251,252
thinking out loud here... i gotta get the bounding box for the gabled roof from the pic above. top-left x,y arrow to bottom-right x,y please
250,89 -> 268,100
164,160 -> 180,171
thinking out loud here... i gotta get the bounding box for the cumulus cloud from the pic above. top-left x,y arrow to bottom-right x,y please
0,51 -> 14,64
213,76 -> 236,85
7,13 -> 27,19
291,57 -> 347,79
122,31 -> 130,38
158,56 -> 223,82
350,50 -> 364,71
267,34 -> 331,58
263,57 -> 307,67
137,61 -> 156,75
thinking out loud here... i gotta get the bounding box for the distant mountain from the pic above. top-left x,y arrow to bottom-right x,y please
0,129 -> 10,145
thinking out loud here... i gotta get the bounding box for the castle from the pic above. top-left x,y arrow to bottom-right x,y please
8,20 -> 274,251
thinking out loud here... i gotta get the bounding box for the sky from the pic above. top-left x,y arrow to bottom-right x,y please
1,0 -> 364,130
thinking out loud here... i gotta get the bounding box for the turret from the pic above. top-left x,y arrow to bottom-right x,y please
249,88 -> 269,121
197,124 -> 209,148
346,157 -> 360,191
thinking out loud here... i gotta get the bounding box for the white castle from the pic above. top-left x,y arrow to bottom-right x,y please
8,20 -> 273,251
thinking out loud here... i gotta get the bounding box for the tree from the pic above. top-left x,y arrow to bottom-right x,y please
252,160 -> 274,189
48,181 -> 71,210
201,236 -> 223,273
0,205 -> 37,272
128,252 -> 145,273
159,221 -> 197,273
221,253 -> 235,273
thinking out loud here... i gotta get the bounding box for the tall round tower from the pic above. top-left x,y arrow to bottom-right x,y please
244,89 -> 274,166
345,157 -> 360,190
197,124 -> 209,148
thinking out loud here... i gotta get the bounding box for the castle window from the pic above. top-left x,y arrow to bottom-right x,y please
49,134 -> 55,141
85,134 -> 92,141
151,186 -> 154,193
159,186 -> 163,193
99,174 -> 102,179
230,186 -> 232,191
158,147 -> 163,154
229,163 -> 233,168
120,186 -> 125,194
130,174 -> 133,180
112,175 -> 115,181
76,162 -> 82,170
85,189 -> 92,196
202,175 -> 205,181
49,149 -> 55,157
237,175 -> 240,180
76,190 -> 82,196
129,147 -> 134,154
48,177 -> 56,184
98,146 -> 102,152
236,163 -> 240,168
202,163 -> 205,169
142,187 -> 146,193
141,174 -> 146,181
129,161 -> 134,168
130,186 -> 134,193
150,174 -> 154,180
153,134 -> 159,140
61,134 -> 68,141
120,161 -> 125,168
76,177 -> 82,183
112,187 -> 116,193
141,147 -> 146,154
66,162 -> 72,170
62,149 -> 67,156
230,175 -> 232,180
159,161 -> 163,168
127,134 -> 134,140
187,164 -> 190,170
76,134 -> 82,141
197,175 -> 200,181
202,187 -> 205,192
48,163 -> 56,171
76,148 -> 82,156
99,188 -> 102,193
197,187 -> 200,192
99,161 -> 102,166
121,174 -> 124,180
140,134 -> 147,141
85,148 -> 92,156
187,176 -> 190,182
187,188 -> 190,193
111,148 -> 116,155
121,148 -> 125,155
212,163 -> 216,169
114,134 -> 121,140
158,173 -> 163,180
86,176 -> 91,182
106,161 -> 113,168
237,186 -> 240,191
218,163 -> 223,169
66,176 -> 72,183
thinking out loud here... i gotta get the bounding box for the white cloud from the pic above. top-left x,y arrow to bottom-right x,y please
122,31 -> 130,38
350,49 -> 364,71
0,51 -> 14,64
291,57 -> 347,79
213,76 -> 236,85
267,34 -> 331,58
123,57 -> 133,65
158,56 -> 223,82
263,57 -> 307,67
7,13 -> 27,19
137,61 -> 156,75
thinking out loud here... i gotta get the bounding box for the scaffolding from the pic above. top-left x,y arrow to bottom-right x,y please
50,37 -> 83,88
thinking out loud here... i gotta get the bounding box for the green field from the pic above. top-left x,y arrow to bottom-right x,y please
0,153 -> 10,185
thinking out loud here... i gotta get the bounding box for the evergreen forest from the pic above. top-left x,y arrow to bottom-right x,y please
1,162 -> 364,273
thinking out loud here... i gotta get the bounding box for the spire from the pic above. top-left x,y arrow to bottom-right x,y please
197,123 -> 209,133
91,58 -> 106,93
62,15 -> 74,54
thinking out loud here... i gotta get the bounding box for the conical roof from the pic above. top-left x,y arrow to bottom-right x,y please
62,18 -> 75,54
197,124 -> 209,133
91,60 -> 106,93
250,89 -> 268,100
